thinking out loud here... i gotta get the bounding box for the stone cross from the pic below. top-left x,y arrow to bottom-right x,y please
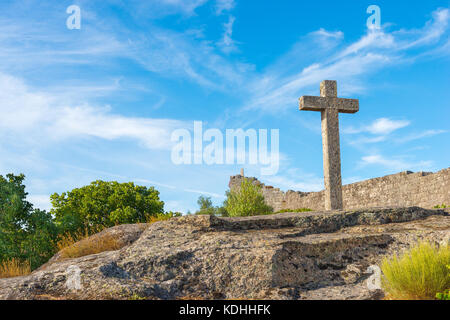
299,80 -> 359,210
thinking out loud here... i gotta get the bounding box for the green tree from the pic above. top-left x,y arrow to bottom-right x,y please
195,196 -> 228,216
0,174 -> 58,269
195,196 -> 215,215
51,180 -> 164,233
224,178 -> 273,217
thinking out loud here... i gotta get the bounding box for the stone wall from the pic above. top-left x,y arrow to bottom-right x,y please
228,168 -> 450,212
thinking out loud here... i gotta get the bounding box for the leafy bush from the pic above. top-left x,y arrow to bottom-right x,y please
0,258 -> 31,278
194,196 -> 228,216
224,178 -> 273,217
0,174 -> 58,270
381,241 -> 450,300
51,180 -> 164,234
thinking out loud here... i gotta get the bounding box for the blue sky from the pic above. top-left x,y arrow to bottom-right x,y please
0,0 -> 449,213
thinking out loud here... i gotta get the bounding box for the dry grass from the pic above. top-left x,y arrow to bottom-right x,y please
381,241 -> 450,300
0,258 -> 31,278
146,214 -> 174,224
57,227 -> 122,259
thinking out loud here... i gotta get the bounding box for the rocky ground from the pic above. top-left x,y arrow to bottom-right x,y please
0,206 -> 448,300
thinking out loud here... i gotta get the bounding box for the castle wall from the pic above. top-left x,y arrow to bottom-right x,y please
228,168 -> 450,212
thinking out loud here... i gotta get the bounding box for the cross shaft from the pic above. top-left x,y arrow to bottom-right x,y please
298,80 -> 359,210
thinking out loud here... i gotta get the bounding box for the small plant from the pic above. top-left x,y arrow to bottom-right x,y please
0,258 -> 31,278
436,265 -> 450,300
224,178 -> 273,217
436,289 -> 450,300
433,204 -> 447,209
146,211 -> 182,224
129,293 -> 146,300
381,241 -> 449,300
276,208 -> 312,213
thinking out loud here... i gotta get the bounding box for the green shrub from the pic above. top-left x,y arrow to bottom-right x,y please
194,196 -> 228,216
224,178 -> 273,217
51,180 -> 165,234
433,204 -> 447,209
381,241 -> 449,300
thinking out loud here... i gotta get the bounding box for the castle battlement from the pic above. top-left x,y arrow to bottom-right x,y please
229,168 -> 450,212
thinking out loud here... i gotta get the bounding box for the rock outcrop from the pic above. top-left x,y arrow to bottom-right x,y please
0,207 -> 448,300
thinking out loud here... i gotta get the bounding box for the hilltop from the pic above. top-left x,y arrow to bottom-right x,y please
0,206 -> 448,300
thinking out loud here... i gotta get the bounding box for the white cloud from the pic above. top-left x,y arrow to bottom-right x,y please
395,129 -> 447,143
360,154 -> 433,172
243,8 -> 450,114
27,194 -> 52,211
215,0 -> 235,15
129,27 -> 249,90
0,7 -> 251,93
183,188 -> 225,199
344,118 -> 410,135
366,118 -> 410,135
218,15 -> 238,53
245,52 -> 391,112
135,0 -> 210,17
310,28 -> 344,39
0,72 -> 188,150
344,119 -> 446,146
397,8 -> 450,50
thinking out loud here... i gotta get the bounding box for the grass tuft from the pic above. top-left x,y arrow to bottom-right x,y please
0,258 -> 31,278
57,227 -> 121,259
381,241 -> 449,300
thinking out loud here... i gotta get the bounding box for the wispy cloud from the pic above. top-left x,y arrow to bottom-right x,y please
243,8 -> 450,114
215,0 -> 235,15
0,72 -> 188,150
395,129 -> 447,143
360,154 -> 433,172
343,118 -> 446,146
183,188 -> 225,198
344,118 -> 410,135
218,15 -> 238,53
0,4 -> 251,93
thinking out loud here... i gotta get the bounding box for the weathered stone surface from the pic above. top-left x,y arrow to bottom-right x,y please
299,80 -> 359,210
0,207 -> 448,300
229,167 -> 450,212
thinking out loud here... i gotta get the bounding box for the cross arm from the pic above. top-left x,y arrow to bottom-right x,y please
299,96 -> 359,114
335,98 -> 359,114
299,96 -> 328,112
